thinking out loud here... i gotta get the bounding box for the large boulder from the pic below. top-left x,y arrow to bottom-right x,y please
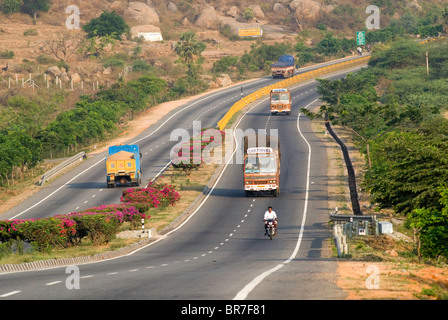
45,66 -> 62,78
216,74 -> 232,87
124,2 -> 160,25
289,0 -> 321,20
167,2 -> 177,12
248,4 -> 265,20
108,0 -> 127,15
273,3 -> 288,14
226,6 -> 238,18
195,5 -> 220,29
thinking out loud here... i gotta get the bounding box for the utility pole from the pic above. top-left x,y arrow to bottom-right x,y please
426,51 -> 429,75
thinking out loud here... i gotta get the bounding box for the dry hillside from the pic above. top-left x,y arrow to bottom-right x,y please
1,0 -> 446,94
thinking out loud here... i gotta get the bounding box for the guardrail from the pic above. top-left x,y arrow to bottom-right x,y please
39,151 -> 86,186
217,54 -> 371,130
330,211 -> 380,256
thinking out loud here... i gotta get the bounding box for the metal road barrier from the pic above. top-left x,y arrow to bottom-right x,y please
330,211 -> 380,256
217,55 -> 371,130
39,151 -> 86,186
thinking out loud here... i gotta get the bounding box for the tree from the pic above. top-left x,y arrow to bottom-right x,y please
42,32 -> 84,62
316,34 -> 342,56
364,127 -> 448,215
2,0 -> 21,14
21,0 -> 51,19
174,31 -> 206,93
78,34 -> 116,58
82,11 -> 129,39
174,31 -> 206,64
369,39 -> 423,69
407,187 -> 448,261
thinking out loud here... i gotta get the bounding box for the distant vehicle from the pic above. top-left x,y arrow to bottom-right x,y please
106,144 -> 142,188
270,88 -> 291,115
243,134 -> 281,197
271,54 -> 297,78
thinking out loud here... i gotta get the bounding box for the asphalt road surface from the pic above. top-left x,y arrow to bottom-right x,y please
0,61 -> 368,303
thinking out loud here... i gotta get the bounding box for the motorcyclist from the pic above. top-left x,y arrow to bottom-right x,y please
264,206 -> 278,235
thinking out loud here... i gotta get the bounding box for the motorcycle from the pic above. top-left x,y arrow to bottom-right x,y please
265,219 -> 277,240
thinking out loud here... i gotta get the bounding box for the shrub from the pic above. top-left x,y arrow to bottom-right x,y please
103,57 -> 126,69
56,60 -> 69,71
82,10 -> 130,39
0,219 -> 27,242
18,217 -> 76,252
132,59 -> 152,72
79,204 -> 149,229
2,0 -> 21,14
0,50 -> 14,59
23,29 -> 38,36
36,54 -> 56,65
212,56 -> 239,73
121,183 -> 181,209
67,212 -> 122,246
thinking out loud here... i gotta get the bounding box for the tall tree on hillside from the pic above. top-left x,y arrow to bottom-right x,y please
21,0 -> 51,19
2,0 -> 21,14
82,11 -> 129,39
174,31 -> 206,92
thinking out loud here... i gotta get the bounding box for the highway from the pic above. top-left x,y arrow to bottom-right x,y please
0,60 -> 367,302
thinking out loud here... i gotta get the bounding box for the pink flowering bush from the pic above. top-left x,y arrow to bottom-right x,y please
0,167 -> 184,252
18,217 -> 77,252
121,183 -> 181,209
64,212 -> 122,246
0,219 -> 30,242
171,130 -> 225,172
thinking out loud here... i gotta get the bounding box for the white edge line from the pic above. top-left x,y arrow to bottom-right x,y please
8,79 -> 267,220
0,290 -> 21,297
2,66 -> 366,274
232,98 -> 318,300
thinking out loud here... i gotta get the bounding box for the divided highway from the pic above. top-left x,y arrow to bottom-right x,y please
0,61 -> 367,301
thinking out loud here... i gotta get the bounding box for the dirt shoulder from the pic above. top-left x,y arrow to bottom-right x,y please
311,116 -> 448,300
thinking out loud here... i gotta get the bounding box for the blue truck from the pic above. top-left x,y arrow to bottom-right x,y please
106,144 -> 142,188
271,54 -> 297,78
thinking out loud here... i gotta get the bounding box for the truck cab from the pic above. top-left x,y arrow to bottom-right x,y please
270,88 -> 291,115
243,135 -> 281,197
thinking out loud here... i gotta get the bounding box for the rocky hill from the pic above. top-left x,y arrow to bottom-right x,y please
0,0 -> 446,99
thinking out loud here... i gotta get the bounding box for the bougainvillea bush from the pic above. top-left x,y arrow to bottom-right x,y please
171,130 -> 225,172
120,183 -> 181,209
0,217 -> 76,252
0,181 -> 182,254
64,211 -> 122,246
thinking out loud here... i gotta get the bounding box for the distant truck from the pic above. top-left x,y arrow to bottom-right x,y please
270,88 -> 291,115
243,134 -> 281,197
106,144 -> 142,188
271,54 -> 297,78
